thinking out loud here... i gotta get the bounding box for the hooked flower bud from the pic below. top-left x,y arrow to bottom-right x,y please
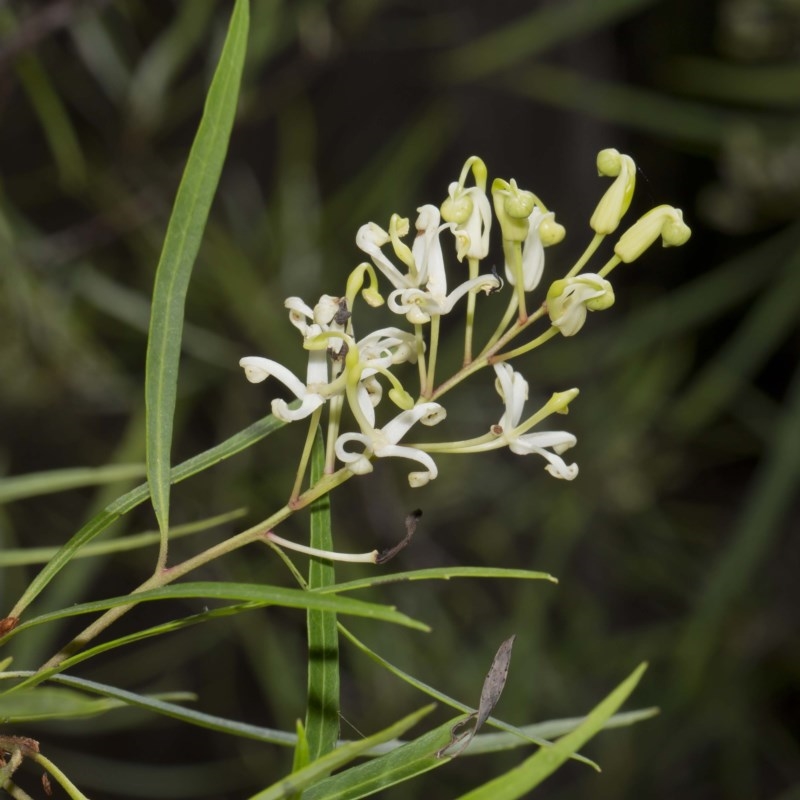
614,205 -> 691,263
590,148 -> 636,235
492,178 -> 536,242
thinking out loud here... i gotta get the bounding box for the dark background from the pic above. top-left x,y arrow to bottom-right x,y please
1,0 -> 799,798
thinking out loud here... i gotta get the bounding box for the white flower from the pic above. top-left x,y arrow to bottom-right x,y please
335,402 -> 447,487
414,365 -> 578,480
239,355 -> 327,422
355,206 -> 443,291
505,207 -> 546,292
442,181 -> 492,260
546,274 -> 615,337
285,295 -> 348,357
386,207 -> 500,324
358,205 -> 500,324
357,327 -> 418,368
491,363 -> 578,479
355,220 -> 415,291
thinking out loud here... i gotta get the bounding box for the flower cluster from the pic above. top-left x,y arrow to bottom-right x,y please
240,150 -> 690,491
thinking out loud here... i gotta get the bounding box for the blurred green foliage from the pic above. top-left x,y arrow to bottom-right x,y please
1,0 -> 798,798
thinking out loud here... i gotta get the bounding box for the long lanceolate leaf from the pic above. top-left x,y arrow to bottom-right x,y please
457,663 -> 648,799
0,464 -> 145,505
145,0 -> 249,563
250,706 -> 435,800
1,672 -> 298,746
305,432 -> 340,763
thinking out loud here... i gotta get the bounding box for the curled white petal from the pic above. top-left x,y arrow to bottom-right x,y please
336,402 -> 444,485
239,357 -> 307,397
510,431 -> 578,479
240,355 -> 329,423
462,187 -> 492,260
378,444 -> 439,487
354,382 -> 377,429
388,272 -> 500,322
285,297 -> 316,334
356,222 -> 410,290
359,327 -> 418,366
490,363 -> 579,480
381,402 -> 446,443
271,394 -> 326,422
305,348 -> 329,385
434,273 -> 501,314
334,432 -> 375,476
314,295 -> 340,326
411,205 -> 442,286
493,362 -> 528,430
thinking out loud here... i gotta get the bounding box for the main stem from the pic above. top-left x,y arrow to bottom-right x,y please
39,469 -> 353,671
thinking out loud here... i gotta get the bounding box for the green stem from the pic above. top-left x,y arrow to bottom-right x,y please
509,242 -> 528,321
291,407 -> 323,502
463,257 -> 480,365
432,306 -> 548,402
479,293 -> 518,356
597,254 -> 622,278
39,469 -> 355,671
414,323 -> 427,395
1,780 -> 34,800
564,233 -> 605,279
32,754 -> 90,800
424,315 -> 442,399
490,326 -> 559,363
325,394 -> 344,473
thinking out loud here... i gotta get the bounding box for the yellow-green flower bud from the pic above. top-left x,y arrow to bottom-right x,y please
361,287 -> 384,307
539,215 -> 566,246
388,387 -> 415,410
346,262 -> 384,308
614,205 -> 691,263
492,178 -> 535,242
589,148 -> 636,235
548,387 -> 580,415
388,214 -> 414,269
441,192 -> 473,225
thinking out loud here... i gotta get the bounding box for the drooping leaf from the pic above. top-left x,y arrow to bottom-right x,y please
144,0 -> 249,555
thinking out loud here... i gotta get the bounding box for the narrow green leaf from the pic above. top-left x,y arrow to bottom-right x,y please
337,624 -> 598,771
456,663 -> 648,799
9,411 -> 284,618
474,706 -> 659,751
362,707 -> 660,757
0,686 -> 190,723
250,706 -> 435,800
0,465 -> 145,505
0,508 -> 245,567
4,582 -> 427,647
145,0 -> 249,547
305,431 -> 340,762
292,720 -> 311,774
301,717 -> 458,800
1,672 -> 297,746
316,567 -> 557,594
